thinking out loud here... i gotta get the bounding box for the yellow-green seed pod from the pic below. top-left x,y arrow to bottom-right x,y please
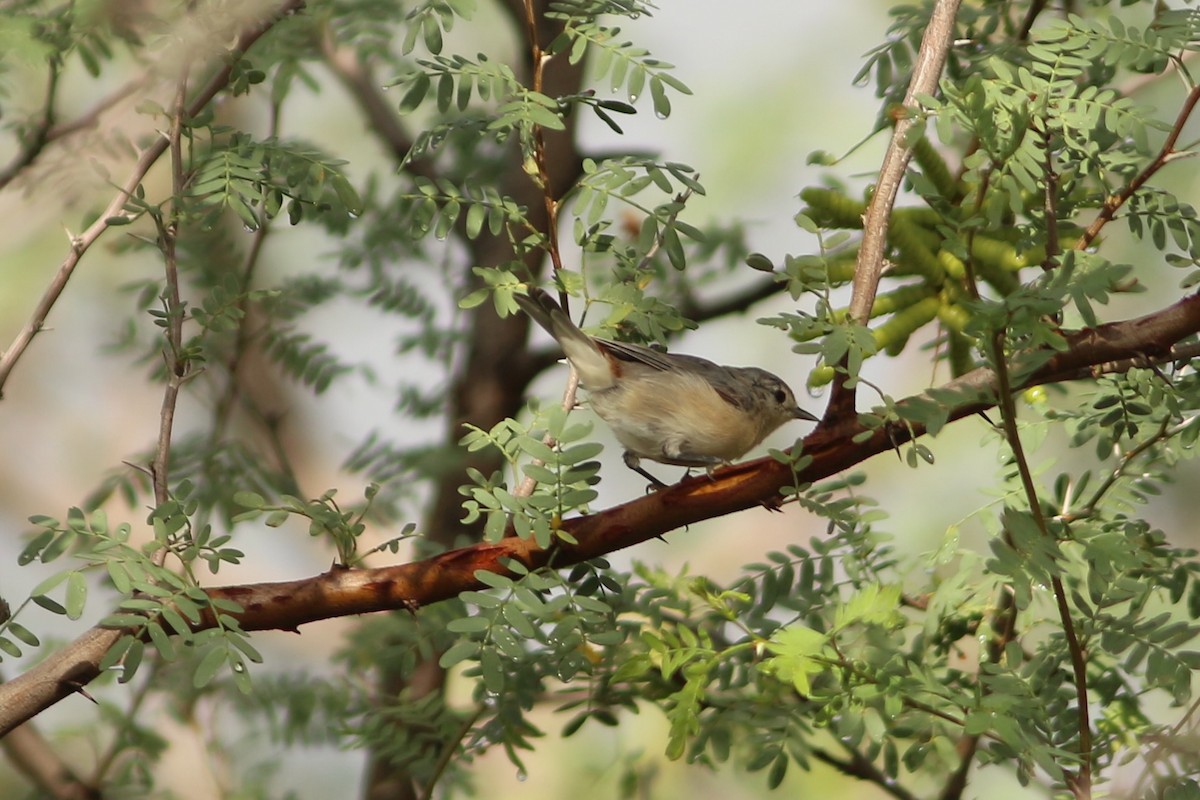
947,329 -> 975,377
892,206 -> 946,232
869,284 -> 939,318
874,295 -> 941,356
937,248 -> 966,280
800,187 -> 866,229
936,302 -> 971,334
1022,386 -> 1048,406
971,235 -> 1032,274
824,254 -> 859,284
889,217 -> 945,282
807,364 -> 836,388
974,257 -> 1019,295
911,135 -> 960,201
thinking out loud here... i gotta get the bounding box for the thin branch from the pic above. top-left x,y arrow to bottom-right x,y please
0,137 -> 155,398
680,279 -> 784,323
512,368 -> 580,498
151,72 -> 190,517
988,327 -> 1092,797
1077,83 -> 1200,250
810,745 -> 920,800
0,0 -> 304,399
520,0 -> 567,297
1038,122 -> 1061,267
3,290 -> 1199,736
1016,0 -> 1050,41
844,0 -> 962,320
417,706 -> 484,800
1072,415 -> 1182,519
0,8 -> 303,776
0,714 -> 97,799
318,30 -> 434,180
1131,693 -> 1200,798
43,77 -> 147,141
507,0 -> 581,502
828,0 -> 962,418
0,60 -> 60,191
357,3 -> 587,795
978,255 -> 1091,797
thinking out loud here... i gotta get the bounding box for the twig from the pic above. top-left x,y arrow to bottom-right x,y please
512,368 -> 580,498
355,6 -> 587,795
828,0 -> 962,417
0,60 -> 60,191
0,706 -> 97,799
44,77 -> 147,141
1070,415 -> 1189,520
969,144 -> 1090,781
318,29 -> 434,180
150,72 -> 190,519
1131,693 -> 1200,797
1038,122 -> 1061,267
519,0 -> 567,300
987,323 -> 1092,799
0,134 -> 157,398
418,706 -> 485,800
1077,84 -> 1200,250
508,0 -> 585,500
1016,0 -> 1050,41
810,745 -> 920,800
0,0 -> 304,399
681,279 -> 784,323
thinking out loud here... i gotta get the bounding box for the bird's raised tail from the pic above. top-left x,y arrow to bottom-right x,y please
514,288 -> 615,390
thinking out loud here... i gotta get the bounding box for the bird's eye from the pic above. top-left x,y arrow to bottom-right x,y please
773,389 -> 788,404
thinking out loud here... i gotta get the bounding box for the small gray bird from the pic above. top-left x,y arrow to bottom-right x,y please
515,287 -> 818,486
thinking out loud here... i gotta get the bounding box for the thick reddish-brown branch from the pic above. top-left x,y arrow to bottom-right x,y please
1,291 -> 1198,737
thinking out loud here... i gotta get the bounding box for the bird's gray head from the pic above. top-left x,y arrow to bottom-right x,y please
744,368 -> 819,433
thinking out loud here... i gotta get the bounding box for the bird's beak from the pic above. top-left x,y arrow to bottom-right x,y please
794,407 -> 820,422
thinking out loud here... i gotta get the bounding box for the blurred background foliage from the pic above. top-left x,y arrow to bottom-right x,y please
1,1 -> 1200,799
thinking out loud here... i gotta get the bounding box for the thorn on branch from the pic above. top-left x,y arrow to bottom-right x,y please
65,681 -> 98,705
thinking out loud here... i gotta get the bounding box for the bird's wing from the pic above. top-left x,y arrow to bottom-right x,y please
595,338 -> 676,371
597,339 -> 732,383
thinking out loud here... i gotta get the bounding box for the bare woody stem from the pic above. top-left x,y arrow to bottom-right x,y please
151,74 -> 190,518
828,0 -> 962,417
520,0 -> 567,298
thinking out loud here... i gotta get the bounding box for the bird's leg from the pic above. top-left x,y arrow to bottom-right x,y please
702,462 -> 730,481
623,451 -> 669,491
